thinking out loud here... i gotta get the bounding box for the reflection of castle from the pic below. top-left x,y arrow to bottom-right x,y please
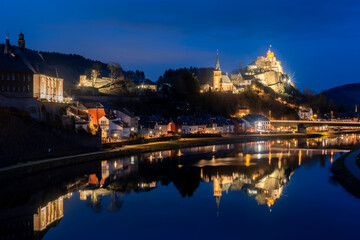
201,154 -> 291,213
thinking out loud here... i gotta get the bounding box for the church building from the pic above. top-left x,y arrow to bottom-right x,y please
213,51 -> 233,92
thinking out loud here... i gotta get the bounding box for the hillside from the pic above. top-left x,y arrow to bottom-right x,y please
324,83 -> 360,110
0,44 -> 149,89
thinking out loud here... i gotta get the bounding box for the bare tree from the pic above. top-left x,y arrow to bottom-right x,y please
108,62 -> 123,83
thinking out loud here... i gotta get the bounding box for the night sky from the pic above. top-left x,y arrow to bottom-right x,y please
2,0 -> 360,92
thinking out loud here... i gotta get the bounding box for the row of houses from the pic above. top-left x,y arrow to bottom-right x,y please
66,101 -> 272,141
138,114 -> 272,137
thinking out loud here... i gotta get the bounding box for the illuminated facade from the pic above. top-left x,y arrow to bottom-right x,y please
33,74 -> 63,102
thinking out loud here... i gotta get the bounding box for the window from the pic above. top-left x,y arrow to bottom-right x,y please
23,75 -> 25,81
28,75 -> 31,81
23,86 -> 25,92
1,86 -> 3,91
7,74 -> 9,80
12,74 -> 15,81
1,74 -> 3,80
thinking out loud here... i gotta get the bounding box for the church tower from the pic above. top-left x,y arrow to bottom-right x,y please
18,32 -> 25,51
213,50 -> 222,91
3,32 -> 10,55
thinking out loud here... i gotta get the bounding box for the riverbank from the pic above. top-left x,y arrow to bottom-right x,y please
0,133 -> 322,181
332,150 -> 360,199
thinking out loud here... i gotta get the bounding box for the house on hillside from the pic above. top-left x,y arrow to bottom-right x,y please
80,102 -> 105,127
113,108 -> 139,133
98,115 -> 131,141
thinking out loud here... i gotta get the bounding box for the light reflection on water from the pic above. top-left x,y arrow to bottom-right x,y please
1,134 -> 360,240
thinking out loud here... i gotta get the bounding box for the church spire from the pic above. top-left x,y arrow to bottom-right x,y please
4,32 -> 11,55
215,49 -> 220,71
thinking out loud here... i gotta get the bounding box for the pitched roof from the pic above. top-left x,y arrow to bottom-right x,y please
0,44 -> 58,77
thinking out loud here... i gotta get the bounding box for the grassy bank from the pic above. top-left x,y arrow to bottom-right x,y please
0,133 -> 321,181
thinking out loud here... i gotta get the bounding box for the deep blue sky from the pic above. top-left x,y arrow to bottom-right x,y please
2,0 -> 360,92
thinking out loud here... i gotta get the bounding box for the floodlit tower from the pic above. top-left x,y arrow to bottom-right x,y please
213,50 -> 222,91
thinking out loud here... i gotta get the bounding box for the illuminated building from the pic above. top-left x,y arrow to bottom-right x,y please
245,46 -> 292,94
0,33 -> 64,102
213,50 -> 234,92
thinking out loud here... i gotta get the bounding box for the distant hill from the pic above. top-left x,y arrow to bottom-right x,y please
0,44 -> 150,89
324,83 -> 360,110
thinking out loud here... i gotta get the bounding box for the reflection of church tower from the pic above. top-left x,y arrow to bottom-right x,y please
18,32 -> 25,51
213,177 -> 222,215
213,50 -> 222,91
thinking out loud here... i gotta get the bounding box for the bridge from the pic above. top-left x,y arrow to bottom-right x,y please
270,120 -> 360,133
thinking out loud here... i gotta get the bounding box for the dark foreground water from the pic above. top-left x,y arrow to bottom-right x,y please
1,135 -> 360,240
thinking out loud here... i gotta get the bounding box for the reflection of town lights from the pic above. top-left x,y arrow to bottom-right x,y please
298,150 -> 302,166
114,161 -> 117,168
245,154 -> 251,167
268,152 -> 272,165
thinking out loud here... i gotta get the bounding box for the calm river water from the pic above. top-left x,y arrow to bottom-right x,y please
1,135 -> 360,240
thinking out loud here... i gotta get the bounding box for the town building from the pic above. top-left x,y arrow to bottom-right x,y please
241,114 -> 271,132
298,107 -> 313,120
98,115 -> 130,141
0,33 -> 64,102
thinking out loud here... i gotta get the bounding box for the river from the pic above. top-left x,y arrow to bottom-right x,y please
1,134 -> 360,240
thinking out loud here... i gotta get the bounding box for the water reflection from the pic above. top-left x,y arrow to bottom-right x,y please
0,134 -> 358,239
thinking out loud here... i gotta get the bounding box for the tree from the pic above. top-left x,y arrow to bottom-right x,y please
173,72 -> 200,96
91,62 -> 102,87
108,62 -> 123,83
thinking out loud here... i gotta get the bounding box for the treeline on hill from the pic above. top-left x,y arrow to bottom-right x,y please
302,87 -> 346,114
38,51 -> 149,88
158,67 -> 214,86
